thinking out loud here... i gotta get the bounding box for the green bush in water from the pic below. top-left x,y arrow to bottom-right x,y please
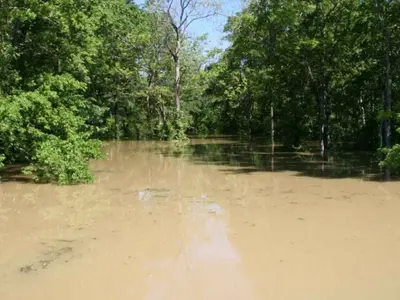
0,154 -> 4,169
380,144 -> 400,172
154,110 -> 191,141
0,74 -> 104,184
23,135 -> 104,185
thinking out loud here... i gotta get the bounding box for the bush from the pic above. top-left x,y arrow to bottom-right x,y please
23,135 -> 103,184
155,110 -> 191,141
380,144 -> 400,172
0,74 -> 104,184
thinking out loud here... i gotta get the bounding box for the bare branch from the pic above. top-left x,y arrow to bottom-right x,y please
162,0 -> 221,32
185,12 -> 218,30
167,0 -> 173,14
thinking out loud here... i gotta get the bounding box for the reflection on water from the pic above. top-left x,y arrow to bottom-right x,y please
143,196 -> 248,300
1,139 -> 400,300
157,138 -> 383,180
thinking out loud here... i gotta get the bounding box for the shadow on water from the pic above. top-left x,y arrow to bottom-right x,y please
0,164 -> 37,184
0,138 -> 391,183
154,137 -> 391,181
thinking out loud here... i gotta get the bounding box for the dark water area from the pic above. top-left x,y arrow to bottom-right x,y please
158,137 -> 383,180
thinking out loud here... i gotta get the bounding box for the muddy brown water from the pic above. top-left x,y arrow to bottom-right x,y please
1,139 -> 400,300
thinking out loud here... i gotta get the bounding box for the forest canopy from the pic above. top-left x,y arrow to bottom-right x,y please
0,0 -> 399,184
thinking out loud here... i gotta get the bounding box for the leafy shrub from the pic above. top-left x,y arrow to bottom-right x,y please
23,135 -> 103,184
0,154 -> 4,169
380,144 -> 400,172
0,74 -> 104,184
155,110 -> 191,141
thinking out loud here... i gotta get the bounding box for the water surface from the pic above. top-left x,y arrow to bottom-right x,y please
1,139 -> 400,300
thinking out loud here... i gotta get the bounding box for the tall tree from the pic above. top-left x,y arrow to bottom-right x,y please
147,0 -> 220,111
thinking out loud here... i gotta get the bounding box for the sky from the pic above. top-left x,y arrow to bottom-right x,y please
134,0 -> 244,51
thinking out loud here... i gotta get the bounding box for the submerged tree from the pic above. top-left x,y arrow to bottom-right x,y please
200,0 -> 400,169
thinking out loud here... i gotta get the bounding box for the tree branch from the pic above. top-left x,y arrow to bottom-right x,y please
185,12 -> 218,30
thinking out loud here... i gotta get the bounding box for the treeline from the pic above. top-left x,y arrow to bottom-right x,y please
0,0 -> 211,183
1,0 -> 400,184
202,0 -> 400,170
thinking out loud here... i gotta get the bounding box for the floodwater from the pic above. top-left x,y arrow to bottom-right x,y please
1,139 -> 400,300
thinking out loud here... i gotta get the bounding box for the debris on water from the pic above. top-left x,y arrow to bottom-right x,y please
207,202 -> 224,215
20,264 -> 36,273
138,188 -> 170,201
58,246 -> 73,254
40,260 -> 51,269
138,189 -> 152,201
148,188 -> 170,193
45,246 -> 72,258
20,245 -> 74,274
56,239 -> 75,243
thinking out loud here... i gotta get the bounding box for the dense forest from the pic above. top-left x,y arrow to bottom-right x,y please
0,0 -> 399,184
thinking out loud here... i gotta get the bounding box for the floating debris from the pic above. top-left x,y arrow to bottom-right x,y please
20,264 -> 36,273
207,202 -> 224,215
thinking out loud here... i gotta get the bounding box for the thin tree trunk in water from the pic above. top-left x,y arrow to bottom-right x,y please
379,90 -> 384,173
380,1 -> 392,150
359,93 -> 366,126
325,95 -> 331,160
271,100 -> 274,155
146,73 -> 154,124
376,0 -> 392,179
383,13 -> 392,180
266,19 -> 276,169
175,39 -> 181,111
114,101 -> 119,140
318,89 -> 328,161
247,88 -> 253,137
159,102 -> 167,132
315,0 -> 328,162
384,47 -> 392,150
271,100 -> 274,171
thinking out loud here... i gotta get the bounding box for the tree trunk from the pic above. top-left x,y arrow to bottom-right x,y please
359,93 -> 366,126
175,38 -> 181,111
376,0 -> 392,179
318,87 -> 328,161
271,100 -> 275,171
315,0 -> 328,161
271,100 -> 274,155
383,17 -> 392,151
380,89 -> 385,150
114,101 -> 119,140
384,39 -> 392,180
246,88 -> 253,136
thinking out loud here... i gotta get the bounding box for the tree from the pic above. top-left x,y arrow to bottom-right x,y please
0,0 -> 105,183
147,0 -> 220,111
202,0 -> 400,171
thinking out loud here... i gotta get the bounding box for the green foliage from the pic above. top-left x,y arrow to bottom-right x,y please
380,145 -> 400,172
0,74 -> 103,184
202,0 -> 400,162
0,0 -> 207,184
155,110 -> 192,141
380,118 -> 400,172
23,135 -> 103,184
2,0 -> 399,182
